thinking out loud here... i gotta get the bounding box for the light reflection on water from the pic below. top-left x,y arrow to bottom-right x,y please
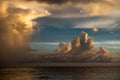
0,67 -> 120,80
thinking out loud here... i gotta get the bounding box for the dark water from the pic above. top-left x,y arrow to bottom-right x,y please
0,67 -> 120,80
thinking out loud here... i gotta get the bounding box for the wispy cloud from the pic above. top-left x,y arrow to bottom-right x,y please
31,40 -> 120,46
31,42 -> 60,45
95,41 -> 120,45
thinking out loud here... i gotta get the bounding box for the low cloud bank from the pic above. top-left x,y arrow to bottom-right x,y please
53,31 -> 113,62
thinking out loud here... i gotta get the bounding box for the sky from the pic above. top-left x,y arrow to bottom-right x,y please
0,0 -> 120,51
28,0 -> 120,52
30,0 -> 120,42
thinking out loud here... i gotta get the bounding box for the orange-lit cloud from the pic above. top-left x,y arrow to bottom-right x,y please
0,0 -> 50,63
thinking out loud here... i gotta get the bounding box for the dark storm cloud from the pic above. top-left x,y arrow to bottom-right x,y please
36,0 -> 68,4
35,0 -> 113,5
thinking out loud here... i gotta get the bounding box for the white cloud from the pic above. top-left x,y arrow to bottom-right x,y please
95,41 -> 120,45
74,18 -> 118,28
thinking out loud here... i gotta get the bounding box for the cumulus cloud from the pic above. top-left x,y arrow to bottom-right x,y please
0,0 -> 50,63
53,31 -> 112,62
55,31 -> 94,53
0,0 -> 119,64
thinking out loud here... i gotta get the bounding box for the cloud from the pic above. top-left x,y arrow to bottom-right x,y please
36,0 -> 113,5
35,0 -> 120,15
30,0 -> 120,29
74,18 -> 118,28
38,15 -> 119,28
0,0 -> 50,63
95,41 -> 120,45
53,31 -> 112,62
1,0 -> 119,64
31,42 -> 59,45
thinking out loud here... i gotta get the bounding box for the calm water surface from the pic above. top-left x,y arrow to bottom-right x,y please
0,67 -> 120,80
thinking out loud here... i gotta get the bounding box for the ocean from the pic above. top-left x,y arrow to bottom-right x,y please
0,67 -> 120,80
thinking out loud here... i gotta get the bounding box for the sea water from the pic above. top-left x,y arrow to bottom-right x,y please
0,67 -> 120,80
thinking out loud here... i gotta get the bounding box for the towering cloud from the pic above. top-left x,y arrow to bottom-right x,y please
53,31 -> 112,62
0,0 -> 50,63
55,31 -> 94,54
